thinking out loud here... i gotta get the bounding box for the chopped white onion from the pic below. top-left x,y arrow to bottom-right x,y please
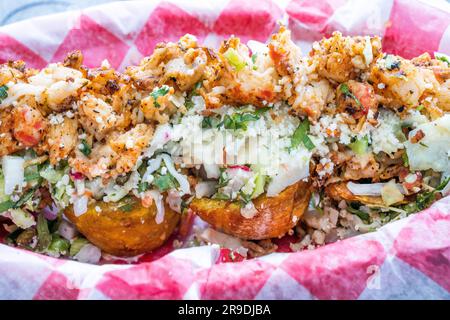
74,244 -> 102,264
143,156 -> 162,181
247,40 -> 269,55
148,190 -> 165,224
195,181 -> 216,198
267,161 -> 309,197
362,36 -> 373,65
240,201 -> 258,219
347,181 -> 406,196
203,164 -> 220,179
166,189 -> 183,213
161,153 -> 190,195
2,156 -> 25,195
58,220 -> 78,240
73,195 -> 88,217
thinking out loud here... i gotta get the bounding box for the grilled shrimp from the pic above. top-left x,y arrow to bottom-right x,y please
43,117 -> 78,165
209,36 -> 280,107
343,153 -> 380,180
310,32 -> 382,83
127,34 -> 207,92
0,108 -> 22,156
336,80 -> 377,119
370,54 -> 440,111
269,27 -> 334,120
12,105 -> 47,147
140,86 -> 177,124
78,94 -> 119,140
70,124 -> 153,179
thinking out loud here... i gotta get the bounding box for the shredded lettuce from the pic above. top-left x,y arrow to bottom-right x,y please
69,238 -> 89,257
8,208 -> 36,229
46,234 -> 70,257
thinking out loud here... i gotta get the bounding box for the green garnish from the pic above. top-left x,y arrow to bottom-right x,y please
217,169 -> 230,188
221,113 -> 260,130
416,104 -> 425,111
349,136 -> 369,155
79,139 -> 91,156
0,200 -> 15,213
212,192 -> 230,201
69,238 -> 89,257
203,108 -> 266,131
223,48 -> 246,71
340,83 -> 362,107
185,82 -> 202,110
24,171 -> 41,182
201,116 -> 220,129
435,52 -> 450,66
153,172 -> 178,192
251,53 -> 257,64
291,119 -> 315,151
151,85 -> 170,108
411,177 -> 450,212
0,85 -> 8,103
13,186 -> 38,208
47,235 -> 70,256
137,181 -> 149,193
254,107 -> 271,116
402,152 -> 409,167
37,214 -> 52,251
251,172 -> 266,199
347,204 -> 370,223
118,203 -> 134,212
0,185 -> 39,213
251,54 -> 258,70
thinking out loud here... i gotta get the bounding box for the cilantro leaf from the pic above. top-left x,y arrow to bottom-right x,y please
340,83 -> 362,107
151,86 -> 170,108
221,113 -> 260,130
202,117 -> 220,129
291,119 -> 315,151
153,173 -> 178,192
435,52 -> 450,66
79,139 -> 91,156
0,85 -> 8,103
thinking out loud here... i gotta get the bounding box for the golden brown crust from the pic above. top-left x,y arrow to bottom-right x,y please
189,181 -> 311,240
65,198 -> 180,256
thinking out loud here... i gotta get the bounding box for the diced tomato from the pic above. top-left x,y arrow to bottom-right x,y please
217,248 -> 245,263
272,234 -> 298,253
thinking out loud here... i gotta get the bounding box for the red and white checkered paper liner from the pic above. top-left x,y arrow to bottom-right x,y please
0,0 -> 449,300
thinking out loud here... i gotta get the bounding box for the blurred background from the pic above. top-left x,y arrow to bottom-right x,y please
0,0 -> 126,26
0,0 -> 449,26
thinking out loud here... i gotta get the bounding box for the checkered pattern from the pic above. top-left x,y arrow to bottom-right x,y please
0,0 -> 449,299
